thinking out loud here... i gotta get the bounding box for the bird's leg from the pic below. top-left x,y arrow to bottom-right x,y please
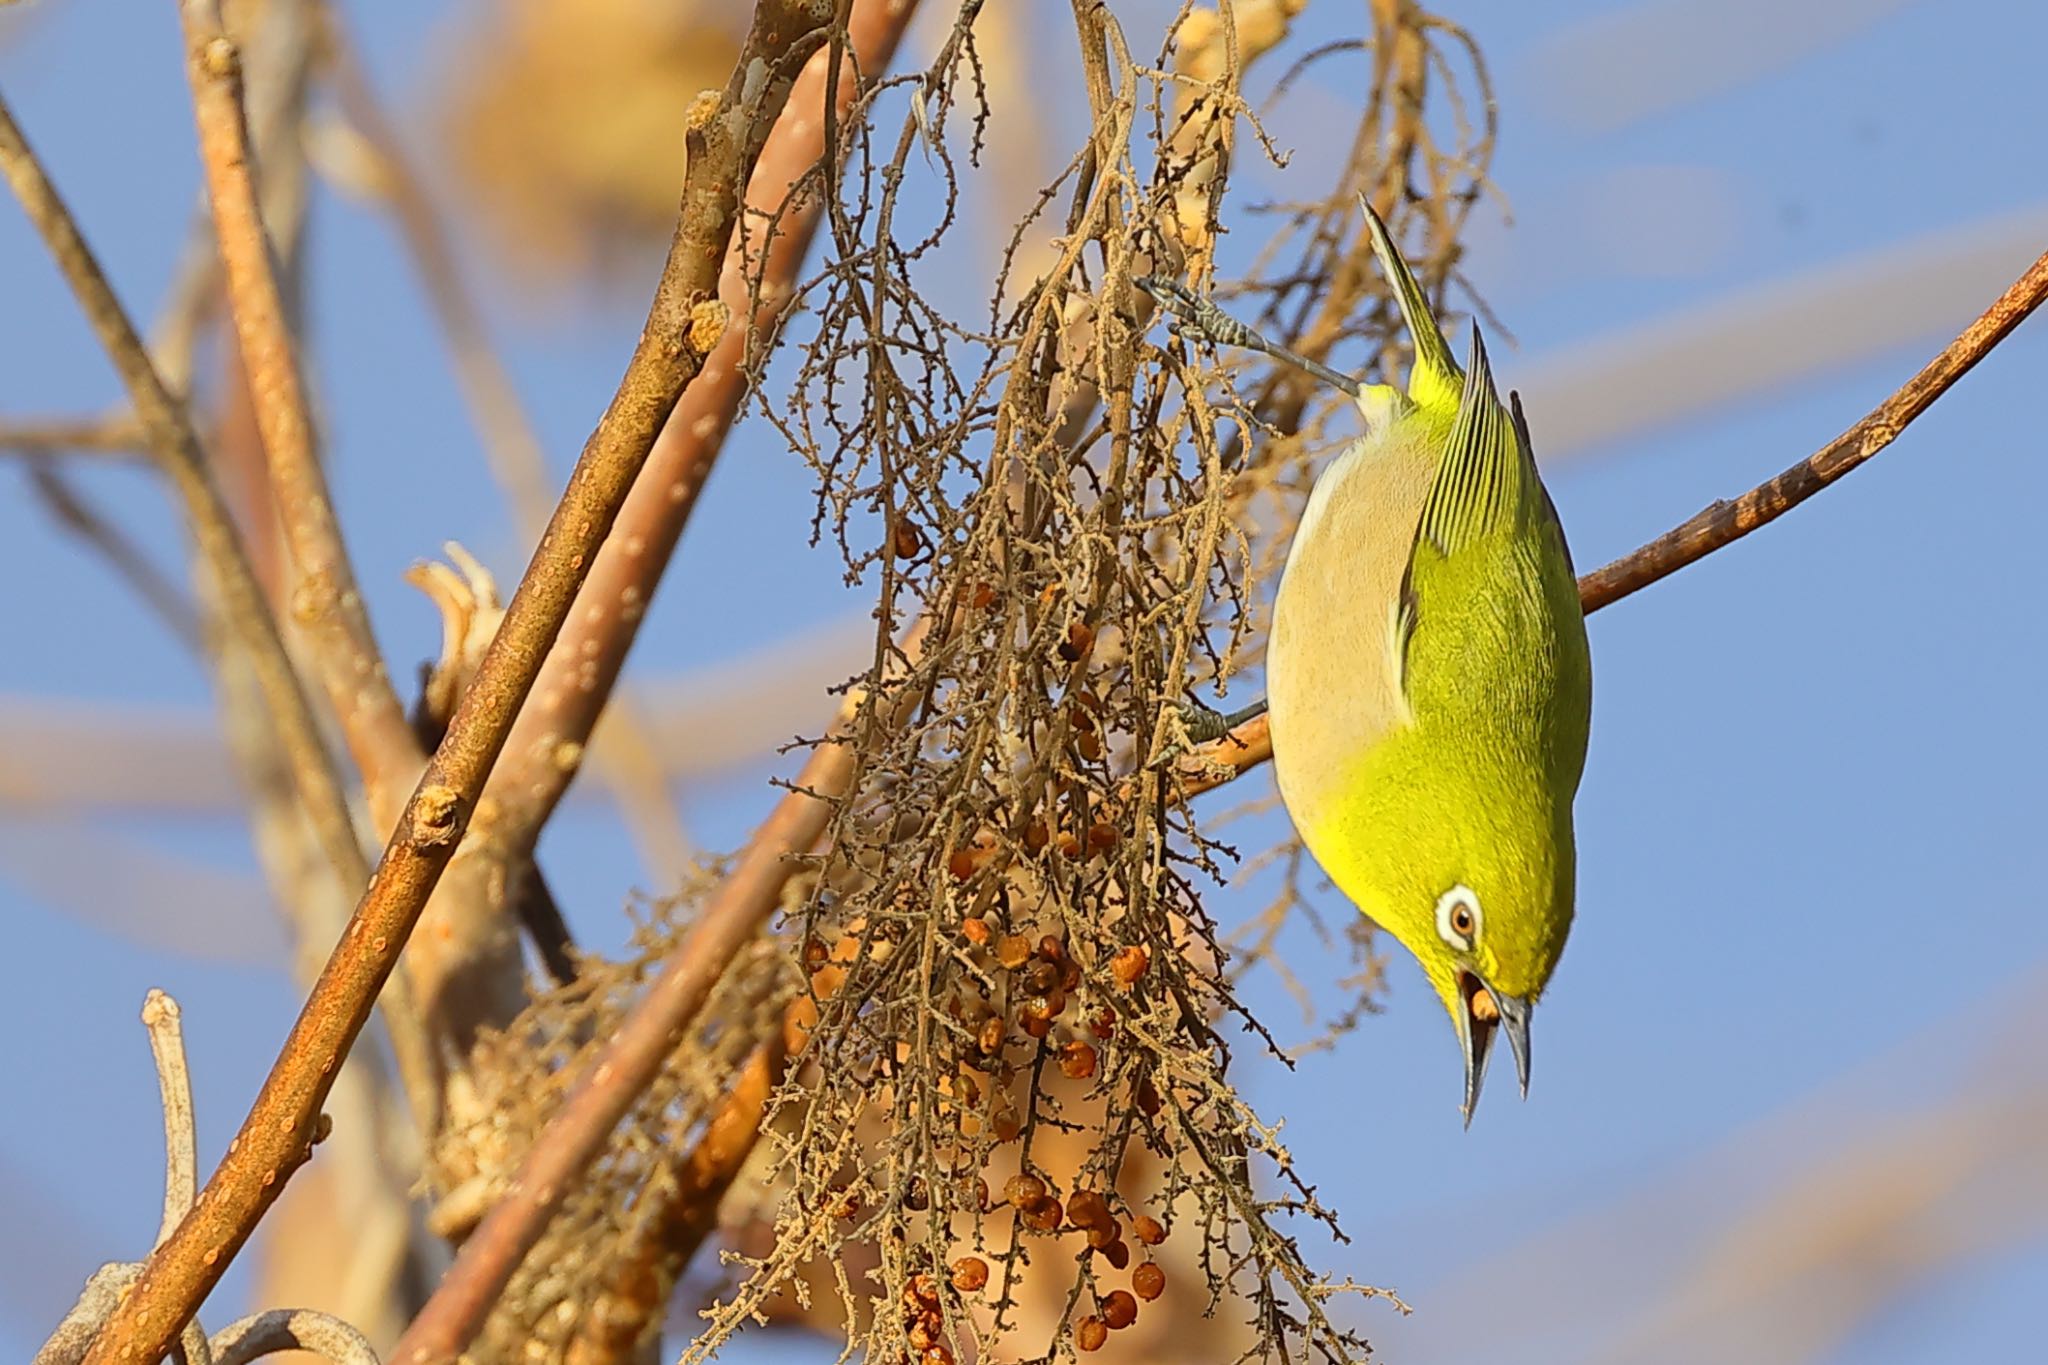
1136,276 -> 1366,399
1176,696 -> 1269,746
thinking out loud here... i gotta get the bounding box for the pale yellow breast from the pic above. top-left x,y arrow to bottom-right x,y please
1267,427 -> 1437,837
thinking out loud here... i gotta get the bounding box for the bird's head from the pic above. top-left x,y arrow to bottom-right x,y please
1380,817 -> 1575,1126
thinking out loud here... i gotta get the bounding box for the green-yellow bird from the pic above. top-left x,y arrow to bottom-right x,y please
1147,202 -> 1592,1122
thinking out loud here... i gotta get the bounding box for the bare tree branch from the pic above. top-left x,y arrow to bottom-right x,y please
208,1310 -> 380,1365
479,0 -> 915,859
316,10 -> 697,887
562,1041 -> 787,1365
1575,242 -> 2048,611
0,91 -> 440,1127
392,617 -> 925,1365
76,4 -> 842,1359
140,991 -> 199,1250
0,414 -> 148,457
176,0 -> 425,821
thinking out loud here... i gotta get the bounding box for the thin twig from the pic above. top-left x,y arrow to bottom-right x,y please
78,4 -> 835,1360
480,0 -> 916,858
0,94 -> 439,1124
141,990 -> 199,1249
1172,239 -> 2048,792
176,0 -> 424,824
0,414 -> 148,456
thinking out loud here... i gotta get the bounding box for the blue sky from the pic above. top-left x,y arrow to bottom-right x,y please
3,1 -> 2045,1360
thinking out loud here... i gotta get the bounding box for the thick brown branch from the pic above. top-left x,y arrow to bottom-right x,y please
177,0 -> 424,822
76,3 -> 837,1361
481,0 -> 914,854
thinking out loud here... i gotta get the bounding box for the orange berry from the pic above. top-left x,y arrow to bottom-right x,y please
1004,1174 -> 1047,1210
977,1016 -> 1005,1055
1101,1238 -> 1130,1270
1058,621 -> 1095,662
1067,1188 -> 1111,1230
1101,1290 -> 1138,1329
1111,945 -> 1150,986
1132,1214 -> 1165,1246
996,935 -> 1034,970
1132,1262 -> 1165,1300
1058,1040 -> 1098,1080
950,1256 -> 989,1293
948,848 -> 978,881
1022,1196 -> 1063,1232
1075,1317 -> 1108,1352
962,916 -> 992,945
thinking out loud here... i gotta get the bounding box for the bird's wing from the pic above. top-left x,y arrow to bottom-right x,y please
1412,325 -> 1528,558
1399,325 -> 1575,725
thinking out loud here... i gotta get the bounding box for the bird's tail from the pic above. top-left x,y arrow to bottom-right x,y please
1360,197 -> 1461,414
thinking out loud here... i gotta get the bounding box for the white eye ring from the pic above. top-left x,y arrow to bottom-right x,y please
1435,884 -> 1482,951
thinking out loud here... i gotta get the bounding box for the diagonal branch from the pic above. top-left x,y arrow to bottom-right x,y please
1574,243 -> 2048,612
1169,237 -> 2048,796
76,4 -> 841,1361
0,92 -> 439,1123
390,616 -> 925,1365
478,0 -> 916,857
176,0 -> 425,822
317,9 -> 696,885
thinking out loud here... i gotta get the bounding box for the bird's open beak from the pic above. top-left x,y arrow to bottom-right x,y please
1456,970 -> 1533,1127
